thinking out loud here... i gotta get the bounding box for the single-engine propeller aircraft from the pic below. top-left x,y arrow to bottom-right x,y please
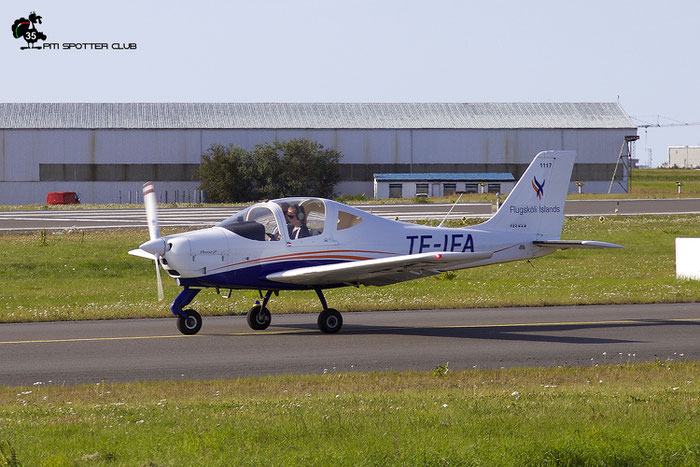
129,150 -> 621,335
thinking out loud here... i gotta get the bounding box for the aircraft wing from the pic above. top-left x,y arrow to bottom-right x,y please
265,251 -> 493,287
533,240 -> 623,250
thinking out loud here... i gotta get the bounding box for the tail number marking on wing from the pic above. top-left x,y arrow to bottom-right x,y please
406,234 -> 474,254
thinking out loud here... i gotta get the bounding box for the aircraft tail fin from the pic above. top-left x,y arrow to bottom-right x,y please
480,150 -> 575,238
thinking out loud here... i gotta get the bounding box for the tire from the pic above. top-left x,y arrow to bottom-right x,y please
247,305 -> 271,330
177,309 -> 202,335
317,308 -> 343,334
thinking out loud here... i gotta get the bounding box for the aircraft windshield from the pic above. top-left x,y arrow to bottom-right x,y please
217,198 -> 327,241
216,205 -> 281,241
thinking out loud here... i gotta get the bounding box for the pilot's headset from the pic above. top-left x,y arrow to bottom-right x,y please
292,205 -> 305,222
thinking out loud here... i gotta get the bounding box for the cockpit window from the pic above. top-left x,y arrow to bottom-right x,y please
216,205 -> 281,241
273,199 -> 326,241
337,210 -> 363,230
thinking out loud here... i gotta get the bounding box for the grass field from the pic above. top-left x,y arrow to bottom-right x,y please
0,362 -> 698,465
2,187 -> 700,464
2,215 -> 700,323
628,168 -> 700,197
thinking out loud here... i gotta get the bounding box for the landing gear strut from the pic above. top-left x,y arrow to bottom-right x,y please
170,287 -> 344,335
171,288 -> 202,335
244,288 -> 343,333
247,290 -> 273,330
315,288 -> 343,333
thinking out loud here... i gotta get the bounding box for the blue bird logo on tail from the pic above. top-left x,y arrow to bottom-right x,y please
532,176 -> 545,200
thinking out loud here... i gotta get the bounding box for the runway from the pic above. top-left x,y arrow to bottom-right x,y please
1,303 -> 698,386
1,198 -> 699,232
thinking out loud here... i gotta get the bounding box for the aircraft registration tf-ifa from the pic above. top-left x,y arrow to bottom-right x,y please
129,150 -> 621,335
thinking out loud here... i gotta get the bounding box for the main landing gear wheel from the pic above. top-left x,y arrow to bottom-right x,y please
318,308 -> 343,334
247,304 -> 272,330
177,309 -> 202,335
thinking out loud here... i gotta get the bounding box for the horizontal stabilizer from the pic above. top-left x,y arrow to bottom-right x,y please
128,248 -> 157,260
533,240 -> 623,250
266,250 -> 493,287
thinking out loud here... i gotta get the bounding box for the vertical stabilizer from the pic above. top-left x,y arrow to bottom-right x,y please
481,150 -> 575,238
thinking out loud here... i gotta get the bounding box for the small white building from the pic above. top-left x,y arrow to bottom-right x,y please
374,173 -> 515,198
669,146 -> 700,168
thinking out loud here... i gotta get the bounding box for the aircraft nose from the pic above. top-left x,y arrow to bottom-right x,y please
139,238 -> 167,256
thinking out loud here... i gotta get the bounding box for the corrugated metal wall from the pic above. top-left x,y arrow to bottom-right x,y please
0,127 -> 633,204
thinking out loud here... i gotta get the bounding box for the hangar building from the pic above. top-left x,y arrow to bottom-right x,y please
669,146 -> 700,168
0,102 -> 637,205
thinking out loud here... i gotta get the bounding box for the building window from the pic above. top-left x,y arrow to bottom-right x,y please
465,183 -> 478,194
389,183 -> 403,198
416,183 -> 429,196
487,183 -> 501,193
443,183 -> 456,196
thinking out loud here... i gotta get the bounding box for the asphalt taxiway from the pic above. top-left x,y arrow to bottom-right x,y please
1,303 -> 698,386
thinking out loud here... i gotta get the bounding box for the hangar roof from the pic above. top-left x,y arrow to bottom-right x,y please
0,102 -> 635,130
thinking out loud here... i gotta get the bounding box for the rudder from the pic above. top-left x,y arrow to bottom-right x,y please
481,150 -> 575,238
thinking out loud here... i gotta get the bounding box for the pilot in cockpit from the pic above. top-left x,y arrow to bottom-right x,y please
287,204 -> 310,239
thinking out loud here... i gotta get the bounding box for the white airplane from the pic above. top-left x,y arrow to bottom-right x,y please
129,150 -> 621,335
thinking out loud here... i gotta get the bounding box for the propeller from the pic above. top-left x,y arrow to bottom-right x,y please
142,182 -> 164,301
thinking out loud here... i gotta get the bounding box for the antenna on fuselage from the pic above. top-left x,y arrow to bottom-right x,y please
438,192 -> 463,228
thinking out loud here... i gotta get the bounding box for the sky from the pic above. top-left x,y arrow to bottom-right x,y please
4,0 -> 700,167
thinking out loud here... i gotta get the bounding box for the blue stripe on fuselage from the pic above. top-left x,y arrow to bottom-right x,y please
176,259 -> 348,290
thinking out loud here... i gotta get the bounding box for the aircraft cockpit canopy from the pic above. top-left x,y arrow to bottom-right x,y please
216,198 -> 328,241
216,204 -> 279,241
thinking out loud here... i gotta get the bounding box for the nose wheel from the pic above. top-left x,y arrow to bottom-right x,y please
177,309 -> 202,335
171,289 -> 203,335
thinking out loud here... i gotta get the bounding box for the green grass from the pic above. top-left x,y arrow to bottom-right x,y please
630,168 -> 700,197
2,214 -> 700,323
0,362 -> 698,465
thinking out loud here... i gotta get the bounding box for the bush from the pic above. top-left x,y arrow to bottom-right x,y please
252,139 -> 341,200
196,139 -> 341,203
196,145 -> 257,203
